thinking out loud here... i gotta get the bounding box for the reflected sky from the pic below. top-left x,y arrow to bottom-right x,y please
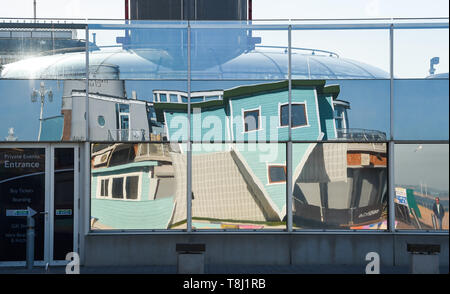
0,80 -> 63,141
395,144 -> 449,193
394,79 -> 449,140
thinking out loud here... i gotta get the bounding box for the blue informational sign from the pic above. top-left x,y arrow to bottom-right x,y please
395,187 -> 409,206
55,209 -> 72,216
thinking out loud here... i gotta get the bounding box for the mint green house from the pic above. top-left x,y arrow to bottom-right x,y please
153,80 -> 342,142
90,143 -> 177,229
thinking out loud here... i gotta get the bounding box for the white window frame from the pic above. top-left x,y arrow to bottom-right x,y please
98,178 -> 110,198
96,172 -> 142,201
334,107 -> 347,130
278,102 -> 310,129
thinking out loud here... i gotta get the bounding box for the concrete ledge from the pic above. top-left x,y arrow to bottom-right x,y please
84,234 -> 449,268
177,254 -> 205,274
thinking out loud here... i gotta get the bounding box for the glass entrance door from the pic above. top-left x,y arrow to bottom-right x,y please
50,146 -> 79,264
0,144 -> 79,266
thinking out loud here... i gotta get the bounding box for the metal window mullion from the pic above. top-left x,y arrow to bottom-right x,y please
187,23 -> 192,233
85,25 -> 90,140
286,25 -> 293,232
84,25 -> 91,245
388,24 -> 396,233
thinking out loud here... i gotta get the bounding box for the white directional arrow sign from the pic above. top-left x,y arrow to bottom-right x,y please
27,206 -> 37,217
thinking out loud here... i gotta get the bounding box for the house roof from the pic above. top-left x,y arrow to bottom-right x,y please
153,80 -> 340,122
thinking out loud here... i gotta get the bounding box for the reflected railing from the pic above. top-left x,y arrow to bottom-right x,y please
107,129 -> 146,141
336,128 -> 387,141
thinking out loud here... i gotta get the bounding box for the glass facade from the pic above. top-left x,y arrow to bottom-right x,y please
0,19 -> 448,234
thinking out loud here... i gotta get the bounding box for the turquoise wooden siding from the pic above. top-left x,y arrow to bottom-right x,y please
234,142 -> 314,215
231,88 -> 321,141
91,164 -> 153,200
164,111 -> 188,141
234,143 -> 286,212
91,161 -> 176,229
291,88 -> 322,140
318,94 -> 337,140
192,106 -> 228,141
292,143 -> 315,171
162,87 -> 335,142
91,197 -> 174,229
165,107 -> 229,141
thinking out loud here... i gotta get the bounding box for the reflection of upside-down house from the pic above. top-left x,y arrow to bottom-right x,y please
89,80 -> 387,229
167,142 -> 387,228
90,143 -> 178,229
293,143 -> 387,228
90,141 -> 386,229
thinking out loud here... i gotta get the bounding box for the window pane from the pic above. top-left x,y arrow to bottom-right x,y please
395,144 -> 449,231
291,28 -> 389,79
292,104 -> 307,127
191,97 -> 204,103
91,143 -> 186,230
280,104 -> 289,126
169,94 -> 178,102
394,29 -> 449,79
126,176 -> 139,200
118,104 -> 130,113
293,143 -> 388,230
269,166 -> 286,183
0,79 -> 74,141
191,80 -> 288,142
393,79 -> 449,140
111,178 -> 124,199
244,110 -> 259,132
100,180 -> 107,196
88,21 -> 188,79
160,94 -> 167,102
190,22 -> 288,80
191,143 -> 287,230
109,147 -> 132,167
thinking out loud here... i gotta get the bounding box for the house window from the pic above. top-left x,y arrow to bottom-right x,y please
191,97 -> 204,103
97,115 -> 105,127
159,93 -> 167,102
169,94 -> 178,102
268,165 -> 286,183
100,179 -> 109,197
280,103 -> 308,127
118,104 -> 129,113
111,177 -> 124,199
126,176 -> 139,200
99,174 -> 141,200
334,107 -> 347,129
109,147 -> 132,167
244,109 -> 260,132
